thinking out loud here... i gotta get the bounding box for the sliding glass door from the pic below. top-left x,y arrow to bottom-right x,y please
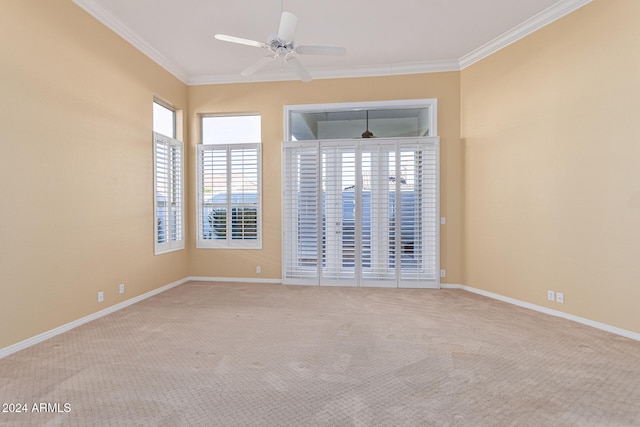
283,137 -> 439,288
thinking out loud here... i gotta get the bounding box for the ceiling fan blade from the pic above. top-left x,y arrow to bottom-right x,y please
287,57 -> 312,82
277,11 -> 298,42
241,56 -> 276,76
295,45 -> 346,56
215,34 -> 266,49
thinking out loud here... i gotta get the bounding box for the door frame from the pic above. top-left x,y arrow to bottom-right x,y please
282,99 -> 439,288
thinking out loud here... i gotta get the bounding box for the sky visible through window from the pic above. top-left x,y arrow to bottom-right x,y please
202,115 -> 261,145
153,102 -> 174,138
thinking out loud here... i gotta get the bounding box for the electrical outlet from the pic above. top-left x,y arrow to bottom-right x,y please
256,266 -> 261,274
119,284 -> 125,294
440,269 -> 446,278
547,290 -> 555,301
97,291 -> 104,303
440,217 -> 446,225
556,292 -> 564,304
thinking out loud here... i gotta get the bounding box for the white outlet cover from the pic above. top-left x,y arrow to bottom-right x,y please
556,292 -> 564,304
547,290 -> 555,301
98,291 -> 104,302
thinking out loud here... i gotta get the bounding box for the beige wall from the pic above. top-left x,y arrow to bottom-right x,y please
187,74 -> 463,283
461,0 -> 640,333
0,1 -> 189,349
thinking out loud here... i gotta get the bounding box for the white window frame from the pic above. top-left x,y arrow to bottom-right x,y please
284,98 -> 437,142
197,115 -> 262,249
153,132 -> 185,254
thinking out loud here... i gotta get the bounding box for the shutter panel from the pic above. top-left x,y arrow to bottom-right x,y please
155,136 -> 169,245
230,145 -> 260,242
154,132 -> 184,254
360,141 -> 397,287
170,143 -> 184,243
320,142 -> 357,285
283,142 -> 321,284
398,139 -> 439,287
197,144 -> 228,244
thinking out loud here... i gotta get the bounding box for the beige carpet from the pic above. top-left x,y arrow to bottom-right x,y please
1,281 -> 639,426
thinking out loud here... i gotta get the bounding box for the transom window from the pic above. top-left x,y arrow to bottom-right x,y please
285,99 -> 436,141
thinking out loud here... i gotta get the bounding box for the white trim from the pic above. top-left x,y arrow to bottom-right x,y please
459,0 -> 593,69
189,276 -> 282,284
71,0 -> 189,83
187,60 -> 460,86
441,283 -> 640,342
0,277 -> 190,359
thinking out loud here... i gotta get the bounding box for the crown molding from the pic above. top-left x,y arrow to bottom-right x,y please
459,0 -> 593,69
187,59 -> 460,85
72,0 -> 190,83
73,0 -> 592,85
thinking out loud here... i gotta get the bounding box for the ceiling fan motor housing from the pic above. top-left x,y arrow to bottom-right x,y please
268,36 -> 295,56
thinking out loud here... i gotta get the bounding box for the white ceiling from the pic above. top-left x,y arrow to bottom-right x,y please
72,0 -> 591,85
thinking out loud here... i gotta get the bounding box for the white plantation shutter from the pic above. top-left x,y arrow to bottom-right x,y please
321,142 -> 357,285
283,142 -> 321,284
283,137 -> 439,288
360,140 -> 397,287
197,143 -> 261,248
397,139 -> 439,287
154,132 -> 184,254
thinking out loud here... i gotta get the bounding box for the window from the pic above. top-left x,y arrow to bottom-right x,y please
197,115 -> 262,249
153,101 -> 184,254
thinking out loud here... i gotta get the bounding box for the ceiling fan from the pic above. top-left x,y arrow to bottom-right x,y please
214,11 -> 346,82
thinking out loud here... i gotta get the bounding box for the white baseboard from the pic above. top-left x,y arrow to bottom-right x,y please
441,283 -> 640,342
0,277 -> 190,359
188,276 -> 282,284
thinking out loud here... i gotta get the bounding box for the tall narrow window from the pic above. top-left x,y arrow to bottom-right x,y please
153,101 -> 184,254
197,115 -> 262,249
